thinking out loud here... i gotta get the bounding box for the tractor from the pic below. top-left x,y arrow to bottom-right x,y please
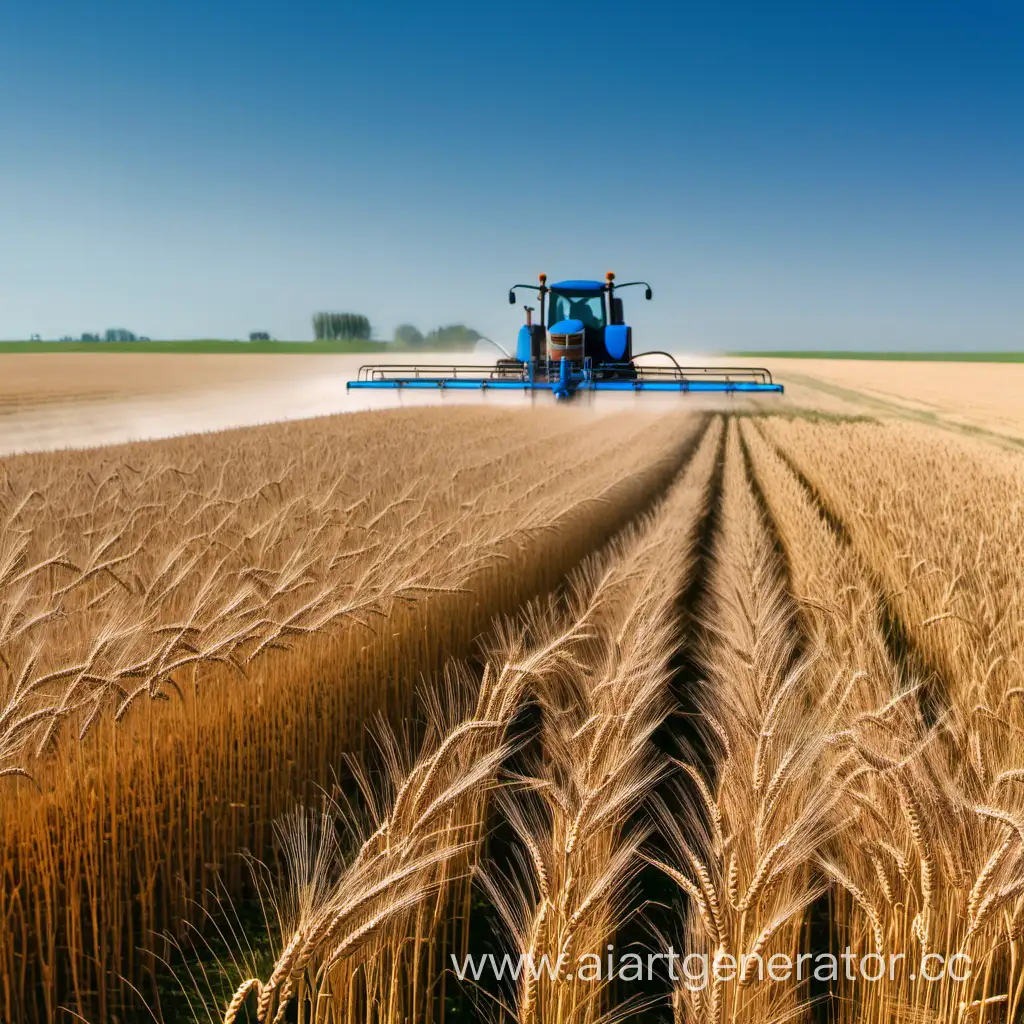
347,273 -> 783,399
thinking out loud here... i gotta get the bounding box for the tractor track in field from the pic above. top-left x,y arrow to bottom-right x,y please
736,418 -> 811,677
751,418 -> 951,727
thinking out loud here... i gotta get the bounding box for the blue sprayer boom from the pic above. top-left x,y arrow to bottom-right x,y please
346,273 -> 783,400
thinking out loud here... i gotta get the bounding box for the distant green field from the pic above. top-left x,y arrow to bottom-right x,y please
729,350 -> 1024,363
0,339 -> 430,354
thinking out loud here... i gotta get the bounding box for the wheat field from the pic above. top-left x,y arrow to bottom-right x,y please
2,398 -> 1024,1024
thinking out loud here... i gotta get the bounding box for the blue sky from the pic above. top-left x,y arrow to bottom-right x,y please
0,0 -> 1021,349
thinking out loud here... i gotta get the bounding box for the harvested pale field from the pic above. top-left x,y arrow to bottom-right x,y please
780,358 -> 1024,438
0,353 -> 399,455
719,355 -> 1024,443
0,353 -> 335,409
3,388 -> 1024,1024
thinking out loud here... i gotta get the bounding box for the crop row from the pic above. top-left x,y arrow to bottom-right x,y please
0,407 -> 705,1022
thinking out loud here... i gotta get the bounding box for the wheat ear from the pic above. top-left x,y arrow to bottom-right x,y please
224,978 -> 262,1024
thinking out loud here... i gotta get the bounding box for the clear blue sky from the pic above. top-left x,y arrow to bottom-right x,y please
1,0 -> 1021,350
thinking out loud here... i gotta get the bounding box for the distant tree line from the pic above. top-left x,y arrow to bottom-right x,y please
312,312 -> 372,341
310,314 -> 480,348
39,317 -> 479,347
76,328 -> 148,342
393,324 -> 424,347
393,323 -> 482,350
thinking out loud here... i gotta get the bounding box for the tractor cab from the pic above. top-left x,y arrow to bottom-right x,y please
547,283 -> 607,331
511,272 -> 645,371
546,280 -> 608,366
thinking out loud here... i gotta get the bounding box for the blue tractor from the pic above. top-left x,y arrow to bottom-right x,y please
347,272 -> 783,399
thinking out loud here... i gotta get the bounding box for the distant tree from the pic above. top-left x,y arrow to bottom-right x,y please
29,334 -> 41,341
249,331 -> 272,341
104,328 -> 137,342
393,323 -> 425,348
424,324 -> 483,350
60,336 -> 74,342
81,333 -> 100,342
312,312 -> 372,341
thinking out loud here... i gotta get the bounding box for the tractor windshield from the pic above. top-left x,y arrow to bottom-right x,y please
549,293 -> 606,330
